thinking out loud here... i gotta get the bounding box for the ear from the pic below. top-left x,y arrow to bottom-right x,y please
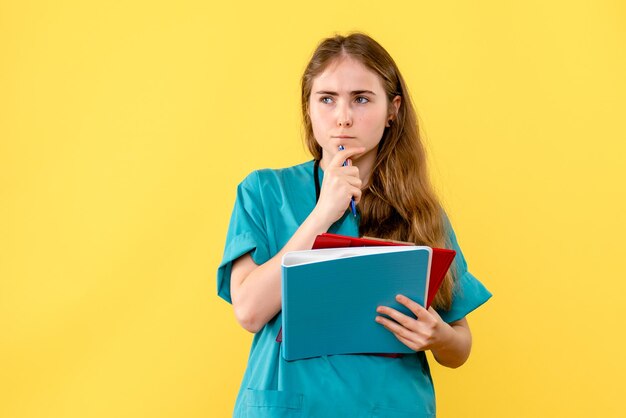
391,95 -> 401,118
387,95 -> 402,125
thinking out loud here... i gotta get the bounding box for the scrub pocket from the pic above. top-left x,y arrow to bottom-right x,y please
369,405 -> 435,418
243,389 -> 304,418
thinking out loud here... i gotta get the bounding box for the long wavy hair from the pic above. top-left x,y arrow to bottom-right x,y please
301,32 -> 456,310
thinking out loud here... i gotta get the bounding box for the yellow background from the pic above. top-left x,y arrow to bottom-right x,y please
1,0 -> 625,416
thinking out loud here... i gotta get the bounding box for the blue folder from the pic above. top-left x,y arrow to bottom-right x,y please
281,246 -> 432,361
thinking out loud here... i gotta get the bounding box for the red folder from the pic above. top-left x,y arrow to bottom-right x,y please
312,233 -> 456,308
276,233 -> 456,358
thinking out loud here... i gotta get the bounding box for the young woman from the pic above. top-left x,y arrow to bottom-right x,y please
217,32 -> 491,417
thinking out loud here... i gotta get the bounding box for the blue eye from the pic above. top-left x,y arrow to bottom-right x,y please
355,96 -> 369,104
321,97 -> 334,104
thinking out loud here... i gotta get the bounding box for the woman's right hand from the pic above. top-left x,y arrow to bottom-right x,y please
313,146 -> 365,226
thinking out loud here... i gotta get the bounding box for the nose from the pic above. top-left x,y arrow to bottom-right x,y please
336,102 -> 353,128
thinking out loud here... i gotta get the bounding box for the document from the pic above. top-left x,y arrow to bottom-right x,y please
280,238 -> 455,361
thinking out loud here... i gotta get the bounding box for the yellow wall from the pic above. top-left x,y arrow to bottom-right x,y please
2,0 -> 625,416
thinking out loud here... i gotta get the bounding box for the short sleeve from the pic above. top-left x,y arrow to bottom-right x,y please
216,171 -> 271,304
437,216 -> 492,323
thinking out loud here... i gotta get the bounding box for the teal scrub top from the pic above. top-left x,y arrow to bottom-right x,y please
217,160 -> 492,418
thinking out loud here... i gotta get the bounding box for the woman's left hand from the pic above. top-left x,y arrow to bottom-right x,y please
375,294 -> 453,352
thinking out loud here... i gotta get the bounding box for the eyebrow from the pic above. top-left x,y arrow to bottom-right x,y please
314,90 -> 377,96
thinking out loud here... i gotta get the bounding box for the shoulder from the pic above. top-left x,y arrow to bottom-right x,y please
239,160 -> 314,191
441,210 -> 460,247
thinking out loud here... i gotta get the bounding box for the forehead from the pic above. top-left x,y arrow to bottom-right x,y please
311,56 -> 385,93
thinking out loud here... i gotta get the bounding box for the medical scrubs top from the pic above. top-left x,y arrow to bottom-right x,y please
217,160 -> 492,418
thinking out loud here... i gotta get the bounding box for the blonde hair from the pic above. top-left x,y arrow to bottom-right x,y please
301,32 -> 456,309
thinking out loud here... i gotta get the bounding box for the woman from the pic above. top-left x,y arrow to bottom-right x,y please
217,32 -> 491,417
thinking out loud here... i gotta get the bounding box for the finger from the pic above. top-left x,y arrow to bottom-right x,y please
427,306 -> 443,322
344,175 -> 362,188
348,186 -> 362,204
379,318 -> 430,352
376,305 -> 418,331
395,294 -> 429,319
375,315 -> 418,341
394,333 -> 421,351
337,165 -> 360,179
388,328 -> 423,352
330,147 -> 366,168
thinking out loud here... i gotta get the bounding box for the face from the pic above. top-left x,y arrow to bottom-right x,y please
308,56 -> 400,168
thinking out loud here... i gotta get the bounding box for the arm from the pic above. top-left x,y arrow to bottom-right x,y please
375,294 -> 473,368
430,317 -> 472,368
230,147 -> 365,333
230,212 -> 330,333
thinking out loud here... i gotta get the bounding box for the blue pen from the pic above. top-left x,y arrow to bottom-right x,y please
338,145 -> 358,217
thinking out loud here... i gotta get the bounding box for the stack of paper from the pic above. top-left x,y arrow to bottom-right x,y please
280,235 -> 455,361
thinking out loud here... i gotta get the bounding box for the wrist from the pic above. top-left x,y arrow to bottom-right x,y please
306,207 -> 334,233
430,320 -> 471,368
432,321 -> 456,352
